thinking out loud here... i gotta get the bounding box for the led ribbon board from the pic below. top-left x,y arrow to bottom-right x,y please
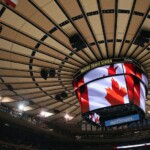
105,114 -> 140,127
73,58 -> 148,126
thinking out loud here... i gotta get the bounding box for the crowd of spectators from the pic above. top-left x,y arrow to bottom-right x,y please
0,121 -> 112,150
1,103 -> 150,133
1,104 -> 150,149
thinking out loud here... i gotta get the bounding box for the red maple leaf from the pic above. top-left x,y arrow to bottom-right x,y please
107,64 -> 118,75
95,117 -> 99,123
105,78 -> 127,106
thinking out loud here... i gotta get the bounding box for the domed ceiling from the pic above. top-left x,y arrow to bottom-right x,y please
0,0 -> 150,127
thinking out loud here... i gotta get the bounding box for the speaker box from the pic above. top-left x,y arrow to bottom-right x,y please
49,69 -> 56,77
41,69 -> 48,80
140,30 -> 150,38
55,94 -> 63,101
61,92 -> 68,98
69,34 -> 87,50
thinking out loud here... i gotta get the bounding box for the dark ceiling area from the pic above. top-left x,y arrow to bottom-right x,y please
0,0 -> 150,149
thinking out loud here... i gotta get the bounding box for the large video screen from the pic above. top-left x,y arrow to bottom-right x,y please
73,62 -> 148,114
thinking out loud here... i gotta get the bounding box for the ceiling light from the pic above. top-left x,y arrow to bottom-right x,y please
1,97 -> 15,103
18,104 -> 25,111
40,111 -> 53,117
23,106 -> 33,111
40,111 -> 45,116
64,113 -> 74,121
5,123 -> 9,126
147,111 -> 150,114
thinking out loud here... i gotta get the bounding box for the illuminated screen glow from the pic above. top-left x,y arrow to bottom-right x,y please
73,62 -> 148,114
105,114 -> 140,127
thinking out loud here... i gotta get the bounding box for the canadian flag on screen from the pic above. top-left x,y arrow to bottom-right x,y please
80,64 -> 128,113
89,113 -> 100,124
123,63 -> 146,112
5,0 -> 18,8
79,63 -> 147,113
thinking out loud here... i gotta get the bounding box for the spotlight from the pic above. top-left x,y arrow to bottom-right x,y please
40,111 -> 46,116
61,91 -> 68,99
18,104 -> 25,111
64,113 -> 74,120
64,113 -> 69,119
0,96 -> 2,105
40,69 -> 48,80
40,111 -> 53,117
49,68 -> 56,77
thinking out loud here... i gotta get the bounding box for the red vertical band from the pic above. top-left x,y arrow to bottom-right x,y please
134,72 -> 142,107
126,75 -> 134,102
80,78 -> 90,113
124,63 -> 135,102
134,81 -> 140,107
124,63 -> 135,75
5,0 -> 16,8
73,77 -> 90,113
77,77 -> 84,88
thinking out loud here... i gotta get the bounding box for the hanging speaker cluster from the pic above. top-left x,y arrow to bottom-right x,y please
69,34 -> 87,51
55,92 -> 68,102
73,58 -> 148,127
134,29 -> 150,47
40,68 -> 56,80
49,68 -> 56,77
